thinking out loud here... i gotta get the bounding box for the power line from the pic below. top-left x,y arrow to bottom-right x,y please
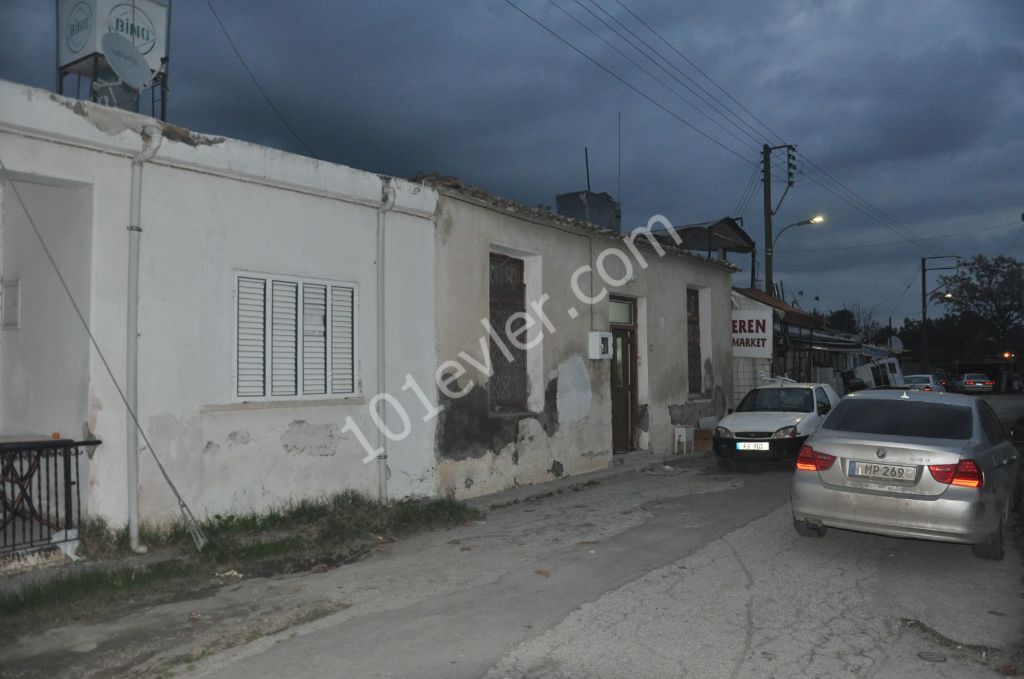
601,2 -> 946,256
573,0 -> 765,149
547,0 -> 761,155
204,0 -> 317,159
778,220 -> 1022,253
503,0 -> 756,167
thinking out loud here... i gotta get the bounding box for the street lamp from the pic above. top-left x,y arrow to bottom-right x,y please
920,256 -> 959,369
765,214 -> 826,295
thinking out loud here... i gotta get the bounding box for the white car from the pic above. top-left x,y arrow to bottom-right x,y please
902,374 -> 946,392
713,382 -> 842,467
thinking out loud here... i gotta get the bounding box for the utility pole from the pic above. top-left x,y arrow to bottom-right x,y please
762,143 -> 797,296
762,144 -> 773,295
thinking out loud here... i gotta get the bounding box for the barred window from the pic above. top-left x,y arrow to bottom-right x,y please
687,288 -> 702,394
235,273 -> 355,399
488,253 -> 527,410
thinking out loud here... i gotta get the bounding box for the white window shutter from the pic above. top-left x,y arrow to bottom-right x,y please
236,277 -> 266,397
271,280 -> 298,396
302,284 -> 327,395
331,286 -> 354,394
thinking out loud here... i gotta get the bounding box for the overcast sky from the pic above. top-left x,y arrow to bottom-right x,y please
1,0 -> 1022,325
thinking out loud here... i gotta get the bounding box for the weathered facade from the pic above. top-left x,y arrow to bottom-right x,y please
0,80 -> 736,528
429,178 -> 734,498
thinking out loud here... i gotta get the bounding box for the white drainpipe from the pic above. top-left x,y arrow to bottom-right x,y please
127,125 -> 163,553
376,180 -> 396,503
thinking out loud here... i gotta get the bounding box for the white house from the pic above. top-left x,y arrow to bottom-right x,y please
0,80 -> 737,536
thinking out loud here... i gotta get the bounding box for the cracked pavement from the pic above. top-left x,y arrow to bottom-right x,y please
2,454 -> 1022,678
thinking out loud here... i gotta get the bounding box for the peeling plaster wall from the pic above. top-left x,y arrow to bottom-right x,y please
432,193 -> 733,499
0,81 -> 438,525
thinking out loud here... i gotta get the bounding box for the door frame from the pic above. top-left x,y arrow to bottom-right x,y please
610,296 -> 638,452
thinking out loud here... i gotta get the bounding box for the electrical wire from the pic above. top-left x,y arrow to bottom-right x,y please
778,220 -> 1022,253
502,0 -> 757,167
547,0 -> 760,155
204,0 -> 318,159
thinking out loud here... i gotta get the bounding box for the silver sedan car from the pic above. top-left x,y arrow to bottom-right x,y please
791,390 -> 1019,559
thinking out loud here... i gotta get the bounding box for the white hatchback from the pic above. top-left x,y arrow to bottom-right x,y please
713,382 -> 842,467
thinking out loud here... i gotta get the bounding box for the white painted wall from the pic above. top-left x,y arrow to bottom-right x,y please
0,179 -> 92,441
0,80 -> 439,525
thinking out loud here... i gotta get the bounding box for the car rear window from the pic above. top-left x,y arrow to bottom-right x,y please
822,399 -> 972,439
904,376 -> 928,384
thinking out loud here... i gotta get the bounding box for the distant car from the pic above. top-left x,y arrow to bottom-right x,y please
932,372 -> 952,390
713,382 -> 841,467
902,374 -> 946,392
953,373 -> 994,393
791,390 -> 1019,560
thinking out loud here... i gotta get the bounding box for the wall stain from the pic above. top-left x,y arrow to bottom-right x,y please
228,430 -> 252,446
637,404 -> 650,432
436,376 -> 559,460
203,441 -> 221,455
549,460 -> 564,477
282,420 -> 338,457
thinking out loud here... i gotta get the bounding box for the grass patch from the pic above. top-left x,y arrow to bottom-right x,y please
1,492 -> 480,634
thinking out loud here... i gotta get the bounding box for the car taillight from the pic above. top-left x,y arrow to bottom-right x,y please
966,380 -> 975,385
923,386 -> 932,391
984,381 -> 993,386
928,460 -> 982,488
796,445 -> 836,472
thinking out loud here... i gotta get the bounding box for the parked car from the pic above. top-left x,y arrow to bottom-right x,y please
953,373 -> 994,393
791,390 -> 1019,560
901,374 -> 946,392
714,382 -> 841,467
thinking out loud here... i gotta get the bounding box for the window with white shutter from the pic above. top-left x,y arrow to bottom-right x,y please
235,273 -> 357,400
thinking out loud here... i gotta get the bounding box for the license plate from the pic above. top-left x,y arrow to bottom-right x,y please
848,461 -> 917,481
736,441 -> 770,451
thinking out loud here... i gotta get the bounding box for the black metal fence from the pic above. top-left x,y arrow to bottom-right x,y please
1,439 -> 99,554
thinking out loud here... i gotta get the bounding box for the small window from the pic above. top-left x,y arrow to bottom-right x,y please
235,273 -> 356,399
609,299 -> 633,325
814,387 -> 830,411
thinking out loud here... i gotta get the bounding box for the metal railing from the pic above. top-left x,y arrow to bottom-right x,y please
1,439 -> 99,554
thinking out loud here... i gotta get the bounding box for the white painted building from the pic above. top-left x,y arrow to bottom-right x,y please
0,80 -> 437,526
0,80 -> 736,528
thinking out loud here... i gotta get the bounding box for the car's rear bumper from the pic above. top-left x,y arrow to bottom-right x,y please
791,472 -> 999,543
714,436 -> 806,462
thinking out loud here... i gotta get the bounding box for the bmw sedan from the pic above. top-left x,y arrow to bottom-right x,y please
791,390 -> 1018,560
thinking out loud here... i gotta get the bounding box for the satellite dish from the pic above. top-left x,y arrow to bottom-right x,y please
887,336 -> 904,354
101,32 -> 152,91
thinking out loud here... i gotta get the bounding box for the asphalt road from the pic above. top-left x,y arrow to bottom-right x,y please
4,393 -> 1023,678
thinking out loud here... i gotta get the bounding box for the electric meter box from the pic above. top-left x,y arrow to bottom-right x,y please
588,331 -> 613,360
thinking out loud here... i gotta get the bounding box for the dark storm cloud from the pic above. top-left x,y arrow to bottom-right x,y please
0,0 -> 1021,322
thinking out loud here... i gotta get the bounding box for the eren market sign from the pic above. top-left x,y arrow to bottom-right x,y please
732,310 -> 772,358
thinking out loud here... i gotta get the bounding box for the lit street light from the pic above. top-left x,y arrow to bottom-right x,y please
765,214 -> 826,295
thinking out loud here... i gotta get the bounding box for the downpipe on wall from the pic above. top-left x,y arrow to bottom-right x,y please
376,179 -> 396,503
127,125 -> 163,554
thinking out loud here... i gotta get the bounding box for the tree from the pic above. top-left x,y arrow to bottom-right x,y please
826,308 -> 858,334
938,255 -> 1024,349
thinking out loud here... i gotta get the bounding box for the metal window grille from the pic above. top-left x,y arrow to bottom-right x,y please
489,253 -> 527,410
